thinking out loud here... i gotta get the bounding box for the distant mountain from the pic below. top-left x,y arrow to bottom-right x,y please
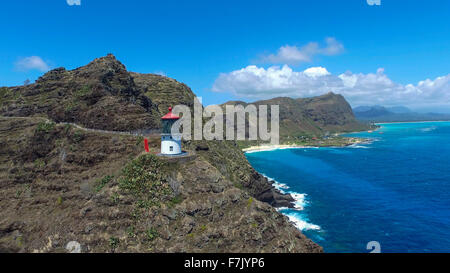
353,105 -> 450,122
387,106 -> 412,114
353,105 -> 391,118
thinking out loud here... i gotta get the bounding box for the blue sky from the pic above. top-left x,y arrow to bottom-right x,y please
1,0 -> 449,111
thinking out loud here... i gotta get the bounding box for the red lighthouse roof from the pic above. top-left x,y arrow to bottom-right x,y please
161,107 -> 180,120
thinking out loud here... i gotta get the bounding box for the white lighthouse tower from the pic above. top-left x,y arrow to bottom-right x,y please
160,107 -> 182,155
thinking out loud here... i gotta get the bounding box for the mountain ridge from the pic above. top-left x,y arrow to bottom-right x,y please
353,105 -> 450,122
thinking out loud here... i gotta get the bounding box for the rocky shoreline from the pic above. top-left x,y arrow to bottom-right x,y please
252,173 -> 297,209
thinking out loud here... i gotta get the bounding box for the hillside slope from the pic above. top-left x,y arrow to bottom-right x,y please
0,117 -> 320,253
0,54 -> 321,253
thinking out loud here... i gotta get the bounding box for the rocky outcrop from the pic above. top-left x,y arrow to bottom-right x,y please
189,140 -> 296,209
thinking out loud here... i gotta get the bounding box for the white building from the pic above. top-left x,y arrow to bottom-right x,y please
160,107 -> 182,155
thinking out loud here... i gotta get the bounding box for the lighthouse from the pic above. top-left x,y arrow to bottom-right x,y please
160,107 -> 182,155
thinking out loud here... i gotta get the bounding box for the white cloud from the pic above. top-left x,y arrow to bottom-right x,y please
260,37 -> 344,65
303,67 -> 330,78
14,56 -> 50,72
212,65 -> 450,109
66,0 -> 81,6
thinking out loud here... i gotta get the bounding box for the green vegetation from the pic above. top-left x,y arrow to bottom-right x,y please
109,237 -> 119,250
15,184 -> 31,198
75,85 -> 91,98
126,226 -> 136,238
168,195 -> 183,208
94,175 -> 114,192
233,181 -> 244,190
136,136 -> 144,146
0,87 -> 9,97
247,197 -> 254,208
110,192 -> 120,204
64,123 -> 72,134
200,225 -> 207,232
118,154 -> 172,208
72,130 -> 84,143
56,196 -> 63,206
16,236 -> 23,247
0,87 -> 22,105
34,158 -> 46,168
0,87 -> 9,105
65,100 -> 78,112
146,228 -> 159,241
36,121 -> 56,133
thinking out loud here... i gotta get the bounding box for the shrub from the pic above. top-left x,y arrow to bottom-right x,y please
65,100 -> 78,112
109,237 -> 119,250
247,197 -> 254,208
72,130 -> 84,143
34,158 -> 45,168
168,195 -> 183,208
118,154 -> 172,208
146,228 -> 159,241
136,136 -> 144,146
75,85 -> 91,98
36,121 -> 55,133
94,175 -> 114,192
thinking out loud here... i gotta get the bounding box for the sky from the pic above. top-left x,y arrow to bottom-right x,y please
1,0 -> 449,112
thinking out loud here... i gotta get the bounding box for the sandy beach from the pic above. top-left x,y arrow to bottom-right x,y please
242,138 -> 370,153
242,144 -> 316,153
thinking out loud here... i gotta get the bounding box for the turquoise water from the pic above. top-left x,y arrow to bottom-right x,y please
245,122 -> 450,253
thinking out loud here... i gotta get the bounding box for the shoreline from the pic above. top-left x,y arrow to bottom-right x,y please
258,170 -> 322,232
375,120 -> 450,125
242,138 -> 370,153
243,144 -> 317,153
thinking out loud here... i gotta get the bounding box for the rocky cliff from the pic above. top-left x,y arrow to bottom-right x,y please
0,54 -> 321,253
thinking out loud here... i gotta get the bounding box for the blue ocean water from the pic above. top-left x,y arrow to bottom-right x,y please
245,122 -> 450,253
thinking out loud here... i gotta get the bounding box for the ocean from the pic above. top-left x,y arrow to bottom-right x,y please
245,122 -> 450,253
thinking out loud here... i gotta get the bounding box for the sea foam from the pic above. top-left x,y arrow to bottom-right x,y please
286,213 -> 321,231
261,173 -> 320,231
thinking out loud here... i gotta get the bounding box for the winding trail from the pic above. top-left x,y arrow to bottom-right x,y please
0,115 -> 159,137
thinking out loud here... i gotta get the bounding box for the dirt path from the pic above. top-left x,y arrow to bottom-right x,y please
0,116 -> 158,137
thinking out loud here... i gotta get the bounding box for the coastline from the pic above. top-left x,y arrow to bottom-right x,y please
375,120 -> 450,125
256,170 -> 322,232
243,144 -> 317,153
242,138 -> 370,153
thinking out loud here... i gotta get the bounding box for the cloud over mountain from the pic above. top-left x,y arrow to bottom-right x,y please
212,65 -> 450,109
